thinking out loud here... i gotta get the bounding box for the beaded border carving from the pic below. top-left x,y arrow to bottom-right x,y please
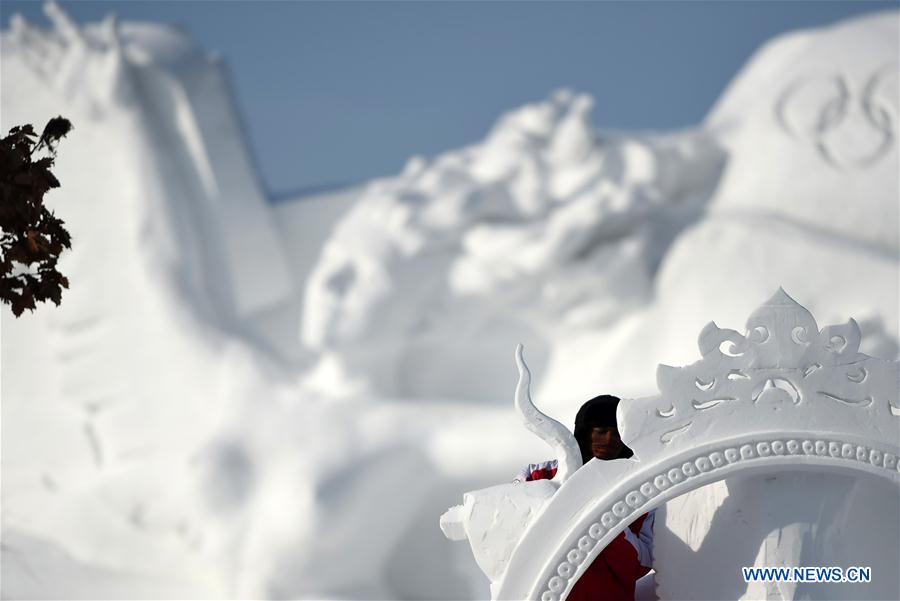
539,436 -> 900,601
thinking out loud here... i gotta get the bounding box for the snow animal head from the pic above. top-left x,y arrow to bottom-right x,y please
301,90 -> 725,401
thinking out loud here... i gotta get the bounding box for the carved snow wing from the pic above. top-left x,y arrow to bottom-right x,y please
443,288 -> 900,601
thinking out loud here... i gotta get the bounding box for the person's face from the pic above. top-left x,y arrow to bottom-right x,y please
590,426 -> 624,460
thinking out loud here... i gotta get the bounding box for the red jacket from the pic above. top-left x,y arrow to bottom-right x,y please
515,460 -> 654,601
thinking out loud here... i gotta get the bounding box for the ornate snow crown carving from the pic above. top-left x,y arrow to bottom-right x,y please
623,287 -> 899,461
442,288 -> 899,601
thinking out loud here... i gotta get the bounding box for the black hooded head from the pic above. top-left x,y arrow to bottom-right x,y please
573,394 -> 634,463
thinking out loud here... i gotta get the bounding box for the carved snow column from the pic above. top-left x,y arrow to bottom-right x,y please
441,288 -> 900,600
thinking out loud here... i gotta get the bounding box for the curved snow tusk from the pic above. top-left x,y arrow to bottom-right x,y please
514,344 -> 582,483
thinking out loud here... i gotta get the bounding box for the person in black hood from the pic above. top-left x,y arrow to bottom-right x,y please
512,394 -> 652,601
513,394 -> 636,482
573,394 -> 634,463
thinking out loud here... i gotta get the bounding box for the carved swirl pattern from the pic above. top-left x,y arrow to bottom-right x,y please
774,64 -> 898,169
646,289 -> 900,449
538,437 -> 900,601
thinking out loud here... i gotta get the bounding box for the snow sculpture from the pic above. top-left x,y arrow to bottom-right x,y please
774,63 -> 898,169
5,1 -> 292,317
439,345 -> 580,588
441,288 -> 900,600
513,344 -> 582,484
301,88 -> 725,403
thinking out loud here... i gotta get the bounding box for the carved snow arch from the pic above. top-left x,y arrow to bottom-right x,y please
495,289 -> 900,601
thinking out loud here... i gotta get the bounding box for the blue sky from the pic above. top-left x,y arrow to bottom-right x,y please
2,1 -> 896,198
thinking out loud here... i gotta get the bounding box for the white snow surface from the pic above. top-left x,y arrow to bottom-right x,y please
1,3 -> 897,599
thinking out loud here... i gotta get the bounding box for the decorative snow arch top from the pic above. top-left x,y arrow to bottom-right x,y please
440,288 -> 900,601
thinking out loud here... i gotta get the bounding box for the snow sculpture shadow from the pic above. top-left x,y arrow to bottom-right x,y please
441,288 -> 900,600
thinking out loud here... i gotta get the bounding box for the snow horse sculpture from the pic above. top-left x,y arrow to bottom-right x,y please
440,288 -> 900,600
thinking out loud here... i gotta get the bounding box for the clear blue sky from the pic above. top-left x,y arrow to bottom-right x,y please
3,1 -> 896,198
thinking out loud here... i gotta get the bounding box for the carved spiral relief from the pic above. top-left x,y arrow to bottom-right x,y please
774,64 -> 898,169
